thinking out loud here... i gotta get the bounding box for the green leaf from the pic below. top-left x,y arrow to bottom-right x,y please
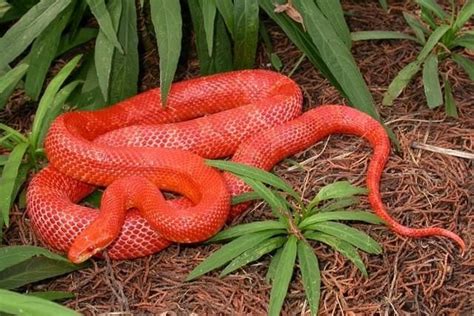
0,245 -> 70,273
310,221 -> 382,254
308,181 -> 367,209
233,0 -> 259,69
56,28 -> 99,57
292,0 -> 380,120
206,160 -> 300,200
0,155 -> 7,166
186,230 -> 282,281
215,0 -> 234,38
351,31 -> 418,42
27,291 -> 75,302
0,289 -> 79,316
403,12 -> 428,44
24,3 -> 73,101
452,54 -> 474,80
453,0 -> 474,32
0,256 -> 84,289
422,53 -> 443,108
416,0 -> 447,19
231,191 -> 261,205
0,64 -> 29,110
305,231 -> 368,276
268,235 -> 297,316
297,240 -> 320,316
443,79 -> 458,118
378,0 -> 388,11
299,211 -> 384,230
209,221 -> 287,242
259,22 -> 283,71
107,0 -> 139,104
316,0 -> 352,48
421,7 -> 438,30
220,236 -> 286,276
81,189 -> 103,208
417,25 -> 450,61
86,0 -> 124,53
200,0 -> 216,56
452,34 -> 474,50
0,0 -> 72,68
10,163 -> 30,212
30,55 -> 82,149
151,0 -> 182,107
0,124 -> 28,145
266,247 -> 283,283
0,142 -> 28,227
318,197 -> 360,212
383,60 -> 422,106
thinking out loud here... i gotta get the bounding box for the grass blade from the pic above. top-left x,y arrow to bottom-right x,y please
310,221 -> 382,254
383,60 -> 421,106
268,235 -> 297,316
299,211 -> 384,230
443,79 -> 458,118
417,25 -> 450,61
416,0 -> 447,19
27,291 -> 75,302
0,0 -> 72,68
305,231 -> 368,276
452,54 -> 474,80
266,247 -> 283,283
30,55 -> 82,149
0,142 -> 28,227
0,64 -> 29,110
422,53 -> 443,108
200,0 -> 216,56
220,236 -> 286,276
403,12 -> 428,44
186,230 -> 282,281
453,0 -> 474,32
209,221 -> 286,242
316,0 -> 351,48
86,0 -> 124,53
297,240 -> 321,316
215,0 -> 234,38
231,191 -> 260,205
0,245 -> 71,272
0,289 -> 79,316
351,31 -> 418,42
233,0 -> 259,69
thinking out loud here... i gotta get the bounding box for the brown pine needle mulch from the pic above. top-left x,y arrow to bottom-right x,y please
2,1 -> 473,315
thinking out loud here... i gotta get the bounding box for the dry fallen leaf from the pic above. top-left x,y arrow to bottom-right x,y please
274,0 -> 305,30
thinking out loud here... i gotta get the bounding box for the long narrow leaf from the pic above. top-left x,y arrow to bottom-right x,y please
0,64 -> 29,109
453,0 -> 474,32
0,245 -> 70,272
307,181 -> 367,209
268,235 -> 297,316
215,0 -> 234,38
351,31 -> 418,42
422,53 -> 443,108
233,0 -> 259,69
297,240 -> 320,316
318,197 -> 360,212
56,28 -> 99,57
27,291 -> 75,302
443,79 -> 458,118
403,12 -> 428,44
299,211 -> 384,230
383,60 -> 421,106
417,25 -> 450,61
86,0 -> 123,53
416,0 -> 447,19
266,247 -> 283,283
209,221 -> 286,242
231,191 -> 261,205
452,34 -> 474,50
316,0 -> 351,48
200,0 -> 216,56
151,0 -> 182,107
452,54 -> 474,80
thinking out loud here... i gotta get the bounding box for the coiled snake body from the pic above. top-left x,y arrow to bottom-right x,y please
26,70 -> 465,263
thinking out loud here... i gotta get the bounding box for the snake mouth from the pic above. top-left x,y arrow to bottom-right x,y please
68,235 -> 114,264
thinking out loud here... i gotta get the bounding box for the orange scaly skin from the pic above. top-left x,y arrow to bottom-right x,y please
26,70 -> 465,263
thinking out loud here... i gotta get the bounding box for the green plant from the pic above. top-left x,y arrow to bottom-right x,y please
186,160 -> 384,316
0,245 -> 86,315
351,0 -> 473,116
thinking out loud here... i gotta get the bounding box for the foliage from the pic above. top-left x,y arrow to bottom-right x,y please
0,245 -> 86,315
352,0 -> 473,116
187,160 -> 384,316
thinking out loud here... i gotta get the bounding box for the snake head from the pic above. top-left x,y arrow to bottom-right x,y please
68,229 -> 114,264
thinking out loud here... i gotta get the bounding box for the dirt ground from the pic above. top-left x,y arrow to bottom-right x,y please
2,1 -> 473,315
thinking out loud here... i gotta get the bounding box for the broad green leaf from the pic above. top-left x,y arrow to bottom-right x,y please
0,0 -> 72,68
56,28 -> 99,57
383,60 -> 421,106
266,247 -> 283,283
151,0 -> 182,107
403,12 -> 428,44
186,230 -> 282,281
0,256 -> 84,289
452,34 -> 474,50
299,211 -> 384,229
24,3 -> 73,101
0,142 -> 28,226
305,231 -> 368,276
351,31 -> 418,42
443,79 -> 458,118
86,0 -> 124,53
215,0 -> 234,38
206,160 -> 299,200
209,221 -> 287,242
30,55 -> 82,149
0,245 -> 70,273
200,0 -> 216,56
316,0 -> 351,48
220,236 -> 286,276
452,54 -> 474,81
107,0 -> 139,104
292,0 -> 380,120
308,181 -> 367,209
318,197 -> 360,212
231,191 -> 261,205
416,0 -> 447,19
0,289 -> 79,316
310,221 -> 382,254
268,235 -> 297,316
233,0 -> 259,69
297,240 -> 320,316
422,53 -> 443,108
453,0 -> 474,32
0,64 -> 29,109
27,291 -> 75,302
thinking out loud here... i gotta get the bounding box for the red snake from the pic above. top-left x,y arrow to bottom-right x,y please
26,70 -> 465,263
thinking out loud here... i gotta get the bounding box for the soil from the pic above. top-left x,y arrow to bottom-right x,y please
2,1 -> 473,315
